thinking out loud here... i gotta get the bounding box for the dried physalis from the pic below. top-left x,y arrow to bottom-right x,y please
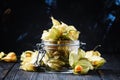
85,50 -> 106,69
20,63 -> 36,71
1,52 -> 17,62
20,50 -> 38,71
0,52 -> 6,60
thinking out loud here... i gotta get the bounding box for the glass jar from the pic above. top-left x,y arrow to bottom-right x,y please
37,40 -> 80,71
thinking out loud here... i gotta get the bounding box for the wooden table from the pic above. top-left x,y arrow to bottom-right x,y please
0,53 -> 120,80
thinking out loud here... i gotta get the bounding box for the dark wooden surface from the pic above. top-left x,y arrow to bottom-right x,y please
0,54 -> 120,80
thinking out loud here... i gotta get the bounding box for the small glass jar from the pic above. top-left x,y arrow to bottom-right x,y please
37,40 -> 80,71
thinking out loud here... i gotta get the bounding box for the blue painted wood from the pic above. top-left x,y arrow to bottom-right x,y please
0,62 -> 15,80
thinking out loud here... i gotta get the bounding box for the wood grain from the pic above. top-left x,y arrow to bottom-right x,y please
0,62 -> 15,80
98,69 -> 120,80
4,63 -> 101,80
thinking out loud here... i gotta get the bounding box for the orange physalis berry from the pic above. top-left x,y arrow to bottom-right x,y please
74,65 -> 83,72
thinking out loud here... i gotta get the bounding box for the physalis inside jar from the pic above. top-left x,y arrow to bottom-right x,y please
41,40 -> 80,71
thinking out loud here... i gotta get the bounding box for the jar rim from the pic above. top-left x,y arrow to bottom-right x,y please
41,40 -> 80,46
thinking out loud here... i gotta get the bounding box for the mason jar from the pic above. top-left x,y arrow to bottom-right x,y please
37,40 -> 80,71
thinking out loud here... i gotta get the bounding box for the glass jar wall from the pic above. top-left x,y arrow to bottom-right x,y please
40,40 -> 80,71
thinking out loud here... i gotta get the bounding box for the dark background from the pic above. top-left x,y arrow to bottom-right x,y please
0,0 -> 120,55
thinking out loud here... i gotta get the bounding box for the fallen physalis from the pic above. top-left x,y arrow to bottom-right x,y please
20,50 -> 42,71
0,52 -> 17,62
0,52 -> 5,59
69,48 -> 106,74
